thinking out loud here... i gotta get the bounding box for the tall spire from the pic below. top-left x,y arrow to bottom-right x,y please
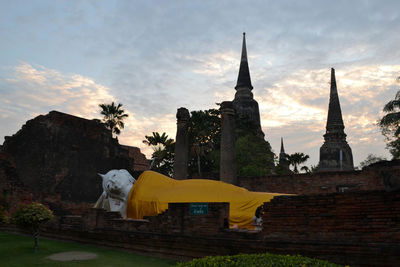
235,32 -> 253,90
278,137 -> 290,171
326,68 -> 344,133
232,32 -> 263,138
279,137 -> 287,164
318,68 -> 354,172
280,137 -> 285,154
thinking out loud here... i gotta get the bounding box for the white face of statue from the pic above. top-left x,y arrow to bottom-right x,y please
96,169 -> 136,219
98,169 -> 136,201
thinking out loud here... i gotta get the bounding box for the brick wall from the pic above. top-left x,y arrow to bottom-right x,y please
82,202 -> 229,235
35,190 -> 400,266
238,163 -> 400,194
261,190 -> 400,266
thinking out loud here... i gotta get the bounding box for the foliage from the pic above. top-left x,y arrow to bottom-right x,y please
234,115 -> 275,176
175,253 -> 344,267
379,80 -> 400,158
359,154 -> 387,169
0,206 -> 9,224
300,165 -> 311,173
143,132 -> 175,176
236,134 -> 274,176
0,231 -> 175,266
11,202 -> 54,252
286,152 -> 310,173
12,202 -> 53,229
0,192 -> 10,224
99,102 -> 129,135
187,109 -> 221,176
185,108 -> 275,177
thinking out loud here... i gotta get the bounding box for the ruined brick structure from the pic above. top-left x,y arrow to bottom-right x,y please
220,101 -> 237,184
0,111 -> 148,214
318,68 -> 354,171
173,107 -> 190,179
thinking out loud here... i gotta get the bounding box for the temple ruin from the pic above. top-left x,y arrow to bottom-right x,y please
232,33 -> 264,138
318,68 -> 354,171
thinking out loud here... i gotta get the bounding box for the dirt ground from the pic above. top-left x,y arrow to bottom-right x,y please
46,251 -> 98,261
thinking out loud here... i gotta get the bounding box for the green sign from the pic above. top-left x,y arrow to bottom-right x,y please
189,203 -> 208,215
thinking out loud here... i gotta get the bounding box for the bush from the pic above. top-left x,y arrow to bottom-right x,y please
175,253 -> 344,267
12,202 -> 53,229
0,206 -> 9,224
11,202 -> 54,252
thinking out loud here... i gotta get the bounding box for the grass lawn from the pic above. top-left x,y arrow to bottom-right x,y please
0,231 -> 176,267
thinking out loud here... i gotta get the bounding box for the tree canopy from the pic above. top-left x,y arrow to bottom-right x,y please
379,78 -> 400,158
144,107 -> 276,178
12,202 -> 53,252
187,109 -> 221,176
186,108 -> 275,177
359,154 -> 387,169
143,132 -> 174,176
286,152 -> 310,173
99,102 -> 129,135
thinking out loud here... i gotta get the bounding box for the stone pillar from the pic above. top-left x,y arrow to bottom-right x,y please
220,101 -> 237,184
173,107 -> 190,179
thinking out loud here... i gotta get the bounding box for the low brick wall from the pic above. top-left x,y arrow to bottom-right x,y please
5,191 -> 400,266
262,190 -> 400,266
238,160 -> 400,194
41,203 -> 260,260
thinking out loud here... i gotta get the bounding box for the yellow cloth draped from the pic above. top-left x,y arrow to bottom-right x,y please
126,171 -> 283,229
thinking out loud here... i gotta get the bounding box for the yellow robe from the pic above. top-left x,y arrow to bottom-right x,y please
126,171 -> 283,229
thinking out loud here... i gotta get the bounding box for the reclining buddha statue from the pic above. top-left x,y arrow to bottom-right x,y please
94,169 -> 284,229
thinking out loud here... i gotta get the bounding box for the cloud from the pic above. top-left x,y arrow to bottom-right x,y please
2,0 -> 400,168
0,62 -> 177,158
1,62 -> 115,119
259,64 -> 400,166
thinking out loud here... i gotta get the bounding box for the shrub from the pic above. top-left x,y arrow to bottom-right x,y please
0,206 -> 9,224
11,202 -> 54,252
12,202 -> 53,228
175,253 -> 344,267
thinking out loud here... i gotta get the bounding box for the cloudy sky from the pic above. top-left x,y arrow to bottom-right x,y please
1,0 -> 400,168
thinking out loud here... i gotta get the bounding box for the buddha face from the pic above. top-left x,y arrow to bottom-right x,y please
98,169 -> 136,200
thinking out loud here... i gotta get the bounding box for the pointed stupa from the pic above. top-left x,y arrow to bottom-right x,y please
280,137 -> 285,154
235,33 -> 253,90
279,137 -> 287,165
232,33 -> 264,137
318,68 -> 354,172
326,68 -> 344,133
278,137 -> 289,168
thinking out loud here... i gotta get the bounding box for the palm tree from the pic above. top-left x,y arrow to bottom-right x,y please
143,132 -> 172,147
143,132 -> 175,175
286,152 -> 310,173
379,79 -> 400,158
99,102 -> 129,135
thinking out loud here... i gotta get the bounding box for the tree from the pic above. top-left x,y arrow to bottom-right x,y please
359,154 -> 387,169
99,102 -> 129,135
236,134 -> 275,176
188,109 -> 221,176
185,108 -> 275,177
143,132 -> 175,176
0,192 -> 10,224
379,77 -> 400,158
286,152 -> 310,173
300,166 -> 311,173
12,202 -> 53,253
0,206 -> 9,225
